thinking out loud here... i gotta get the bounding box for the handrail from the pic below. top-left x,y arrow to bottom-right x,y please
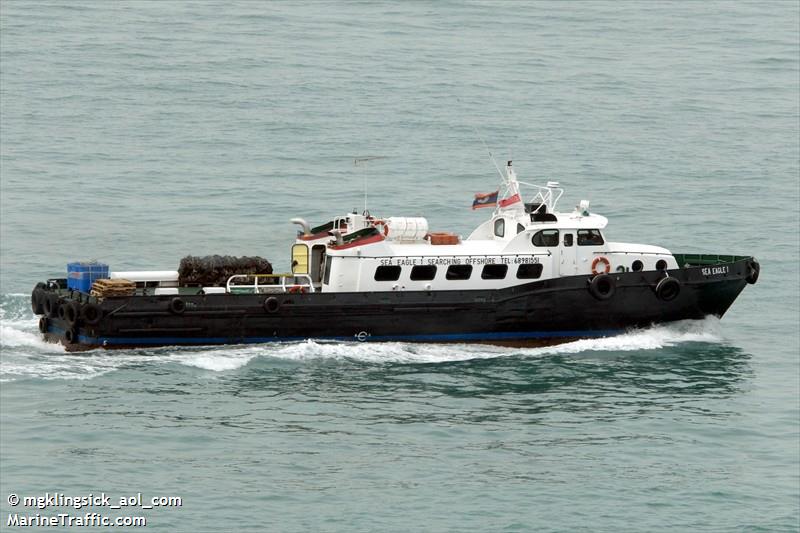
225,273 -> 315,294
517,180 -> 564,213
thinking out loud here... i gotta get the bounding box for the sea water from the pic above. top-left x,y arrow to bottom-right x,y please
1,2 -> 798,531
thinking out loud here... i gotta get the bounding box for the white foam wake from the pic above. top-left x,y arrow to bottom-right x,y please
0,310 -> 724,382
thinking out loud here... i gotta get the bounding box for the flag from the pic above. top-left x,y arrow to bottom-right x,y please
499,193 -> 522,208
472,191 -> 498,210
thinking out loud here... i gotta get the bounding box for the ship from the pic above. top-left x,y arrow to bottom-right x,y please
31,161 -> 759,351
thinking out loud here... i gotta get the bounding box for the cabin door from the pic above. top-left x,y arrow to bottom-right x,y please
559,232 -> 578,276
310,245 -> 326,283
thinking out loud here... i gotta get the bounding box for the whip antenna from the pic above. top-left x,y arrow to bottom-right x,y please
354,155 -> 387,214
471,125 -> 506,182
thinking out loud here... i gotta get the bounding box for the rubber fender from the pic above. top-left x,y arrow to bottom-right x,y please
655,277 -> 681,302
264,296 -> 280,313
81,302 -> 103,326
64,328 -> 79,344
63,300 -> 80,327
746,261 -> 760,285
588,274 -> 616,301
169,297 -> 186,315
31,288 -> 45,315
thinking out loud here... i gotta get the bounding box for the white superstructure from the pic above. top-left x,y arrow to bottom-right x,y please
289,162 -> 678,293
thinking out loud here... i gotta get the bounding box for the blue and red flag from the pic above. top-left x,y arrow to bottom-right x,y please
472,190 -> 498,210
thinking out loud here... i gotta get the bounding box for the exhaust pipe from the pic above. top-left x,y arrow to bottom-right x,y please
290,218 -> 311,236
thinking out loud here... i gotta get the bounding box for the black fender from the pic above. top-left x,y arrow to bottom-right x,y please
655,277 -> 681,302
264,296 -> 280,313
746,260 -> 760,285
81,302 -> 103,326
588,274 -> 616,301
169,297 -> 186,315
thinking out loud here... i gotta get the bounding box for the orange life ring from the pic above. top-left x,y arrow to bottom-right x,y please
373,220 -> 389,238
591,256 -> 611,275
287,285 -> 307,294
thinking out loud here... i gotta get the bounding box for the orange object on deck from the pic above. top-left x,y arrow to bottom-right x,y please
427,232 -> 460,245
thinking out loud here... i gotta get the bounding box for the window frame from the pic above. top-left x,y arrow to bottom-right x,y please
532,229 -> 560,247
374,265 -> 402,282
481,264 -> 508,280
516,263 -> 544,279
494,218 -> 505,238
410,265 -> 437,281
445,264 -> 473,281
577,229 -> 605,246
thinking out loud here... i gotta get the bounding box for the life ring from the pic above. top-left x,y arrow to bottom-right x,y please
169,297 -> 186,315
81,302 -> 103,325
287,285 -> 307,294
373,220 -> 389,238
746,260 -> 760,285
591,256 -> 611,275
588,273 -> 616,300
264,296 -> 280,313
655,277 -> 681,302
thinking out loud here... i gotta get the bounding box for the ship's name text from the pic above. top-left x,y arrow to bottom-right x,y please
701,266 -> 729,276
378,256 -> 540,267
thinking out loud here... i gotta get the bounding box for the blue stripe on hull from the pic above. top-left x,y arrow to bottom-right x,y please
48,325 -> 623,347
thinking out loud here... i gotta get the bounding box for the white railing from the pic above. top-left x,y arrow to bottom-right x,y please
517,180 -> 564,213
225,273 -> 315,294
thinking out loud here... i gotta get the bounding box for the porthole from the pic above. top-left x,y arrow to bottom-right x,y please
632,260 -> 644,272
656,259 -> 668,271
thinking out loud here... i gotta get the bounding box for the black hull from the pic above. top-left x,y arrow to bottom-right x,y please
35,258 -> 758,352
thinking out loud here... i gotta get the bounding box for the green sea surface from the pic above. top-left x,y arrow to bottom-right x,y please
1,2 -> 798,531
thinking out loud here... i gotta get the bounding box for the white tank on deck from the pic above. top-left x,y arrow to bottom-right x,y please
111,271 -> 179,282
385,217 -> 429,241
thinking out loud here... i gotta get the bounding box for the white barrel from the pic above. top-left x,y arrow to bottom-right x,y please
201,287 -> 226,294
385,217 -> 429,241
153,288 -> 179,295
111,271 -> 179,282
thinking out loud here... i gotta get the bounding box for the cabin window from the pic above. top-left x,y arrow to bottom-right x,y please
410,265 -> 437,281
564,234 -> 573,247
446,264 -> 473,280
494,218 -> 505,238
532,229 -> 559,247
517,223 -> 525,234
374,265 -> 401,281
481,264 -> 508,280
577,229 -> 604,246
517,263 -> 544,279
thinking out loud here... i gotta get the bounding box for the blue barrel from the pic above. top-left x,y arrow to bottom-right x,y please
67,262 -> 110,293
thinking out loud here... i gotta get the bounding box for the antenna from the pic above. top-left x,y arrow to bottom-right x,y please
354,155 -> 387,214
470,125 -> 505,182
